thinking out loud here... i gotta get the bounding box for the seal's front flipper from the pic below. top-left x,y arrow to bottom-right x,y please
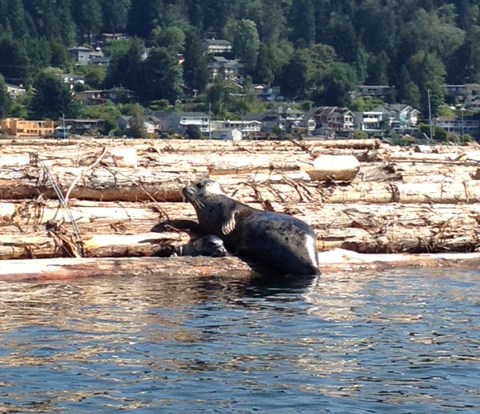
221,211 -> 237,235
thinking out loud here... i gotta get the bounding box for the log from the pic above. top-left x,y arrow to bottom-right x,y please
2,200 -> 480,257
305,154 -> 360,181
2,250 -> 480,282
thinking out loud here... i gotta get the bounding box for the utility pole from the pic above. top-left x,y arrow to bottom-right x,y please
461,107 -> 465,143
208,102 -> 212,140
428,89 -> 433,140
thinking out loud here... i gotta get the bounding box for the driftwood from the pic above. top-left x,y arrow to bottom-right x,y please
2,137 -> 480,278
1,199 -> 479,259
2,250 -> 480,282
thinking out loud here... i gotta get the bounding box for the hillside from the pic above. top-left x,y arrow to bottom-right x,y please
1,1 -> 480,119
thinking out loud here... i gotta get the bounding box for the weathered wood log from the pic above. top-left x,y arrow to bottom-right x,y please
1,214 -> 478,259
0,232 -> 190,260
2,162 -> 480,203
1,200 -> 479,256
305,154 -> 360,181
2,250 -> 480,282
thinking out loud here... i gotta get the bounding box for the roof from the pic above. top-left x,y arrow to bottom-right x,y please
203,39 -> 232,46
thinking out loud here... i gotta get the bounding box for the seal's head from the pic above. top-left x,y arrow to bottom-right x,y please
182,179 -> 225,209
194,235 -> 228,257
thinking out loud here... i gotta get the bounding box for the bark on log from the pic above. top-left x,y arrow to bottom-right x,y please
2,250 -> 480,282
1,200 -> 480,257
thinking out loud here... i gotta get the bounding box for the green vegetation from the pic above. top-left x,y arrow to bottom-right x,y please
1,0 -> 480,122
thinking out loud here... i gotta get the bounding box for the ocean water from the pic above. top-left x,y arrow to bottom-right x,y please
0,267 -> 479,413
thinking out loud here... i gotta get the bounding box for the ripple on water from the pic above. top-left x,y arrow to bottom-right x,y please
0,268 -> 479,413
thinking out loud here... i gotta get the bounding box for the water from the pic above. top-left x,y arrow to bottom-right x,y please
0,268 -> 479,413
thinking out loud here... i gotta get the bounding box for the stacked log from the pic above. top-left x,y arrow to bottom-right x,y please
1,137 -> 480,278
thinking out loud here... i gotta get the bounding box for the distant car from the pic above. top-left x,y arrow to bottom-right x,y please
52,129 -> 69,139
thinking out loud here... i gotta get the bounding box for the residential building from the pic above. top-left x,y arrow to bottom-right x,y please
5,83 -> 26,99
434,116 -> 480,136
63,74 -> 85,90
353,85 -> 395,100
68,47 -> 109,66
202,39 -> 233,55
354,111 -> 384,132
309,107 -> 354,132
372,104 -> 420,130
243,107 -> 315,135
154,112 -> 210,134
253,85 -> 285,102
1,118 -> 54,137
354,104 -> 420,132
96,33 -> 130,46
210,120 -> 262,136
116,115 -> 162,135
209,56 -> 244,81
74,87 -> 133,105
63,119 -> 104,135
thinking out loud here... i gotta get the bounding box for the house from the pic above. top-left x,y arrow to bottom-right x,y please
209,56 -> 244,81
63,119 -> 104,135
63,74 -> 85,90
1,118 -> 54,137
210,120 -> 262,137
243,107 -> 315,135
372,104 -> 420,130
74,87 -> 133,105
68,46 -> 92,65
444,84 -> 480,105
354,104 -> 420,132
202,39 -> 233,55
354,111 -> 384,132
154,112 -> 211,135
309,107 -> 355,133
96,33 -> 130,46
434,116 -> 480,136
5,83 -> 26,99
211,128 -> 243,141
253,85 -> 285,102
353,85 -> 395,100
68,47 -> 109,66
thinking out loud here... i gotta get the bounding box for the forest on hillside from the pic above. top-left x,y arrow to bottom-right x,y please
1,0 -> 480,121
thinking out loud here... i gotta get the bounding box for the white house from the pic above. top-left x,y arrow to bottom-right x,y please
5,83 -> 26,99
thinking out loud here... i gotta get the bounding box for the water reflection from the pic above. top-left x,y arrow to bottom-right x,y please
0,268 -> 479,412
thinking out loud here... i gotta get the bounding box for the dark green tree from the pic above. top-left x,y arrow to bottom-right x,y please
0,74 -> 11,118
127,0 -> 163,39
183,30 -> 209,93
72,0 -> 103,41
0,37 -> 29,82
141,47 -> 183,103
254,43 -> 275,84
313,63 -> 357,107
290,0 -> 315,48
278,49 -> 309,99
366,52 -> 390,85
28,70 -> 76,120
232,19 -> 260,71
105,38 -> 144,92
102,0 -> 130,34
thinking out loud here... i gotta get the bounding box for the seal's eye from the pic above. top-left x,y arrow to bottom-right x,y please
195,182 -> 203,189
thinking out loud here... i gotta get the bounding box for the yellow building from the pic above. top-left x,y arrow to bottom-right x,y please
1,118 -> 55,137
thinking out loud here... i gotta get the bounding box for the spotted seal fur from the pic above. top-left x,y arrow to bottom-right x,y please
183,179 -> 320,276
154,235 -> 228,258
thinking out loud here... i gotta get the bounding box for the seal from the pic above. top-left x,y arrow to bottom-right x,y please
154,235 -> 228,258
183,179 -> 320,276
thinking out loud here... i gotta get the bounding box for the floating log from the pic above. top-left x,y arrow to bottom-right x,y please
2,250 -> 480,282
